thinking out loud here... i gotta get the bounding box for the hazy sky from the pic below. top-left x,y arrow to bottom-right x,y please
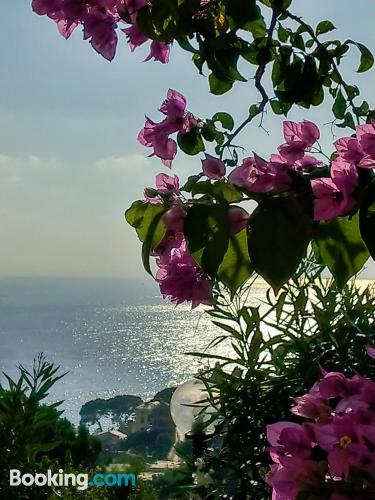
0,1 -> 374,279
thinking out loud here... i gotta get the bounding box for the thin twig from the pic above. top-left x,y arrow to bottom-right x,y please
220,9 -> 279,158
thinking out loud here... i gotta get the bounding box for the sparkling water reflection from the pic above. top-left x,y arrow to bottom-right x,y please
0,278 -> 267,424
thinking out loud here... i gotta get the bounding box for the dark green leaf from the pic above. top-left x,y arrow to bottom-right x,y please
182,174 -> 203,192
347,40 -> 374,73
359,181 -> 375,260
184,204 -> 230,278
278,26 -> 289,43
141,208 -> 167,275
247,197 -> 312,292
226,0 -> 265,36
209,73 -> 234,95
316,20 -> 336,36
212,112 -> 235,131
314,213 -> 369,287
332,89 -> 346,119
218,228 -> 253,297
125,201 -> 167,275
177,128 -> 205,155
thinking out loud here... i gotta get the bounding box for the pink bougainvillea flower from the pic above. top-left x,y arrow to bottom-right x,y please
294,155 -> 323,171
334,137 -> 365,164
144,173 -> 180,203
123,24 -> 148,51
311,158 -> 358,221
365,345 -> 375,359
125,0 -> 149,15
278,120 -> 320,162
314,412 -> 369,479
228,206 -> 249,235
32,0 -> 60,16
291,384 -> 330,421
229,155 -> 291,193
267,422 -> 314,460
83,8 -> 118,61
265,456 -> 322,500
266,370 -> 375,498
153,231 -> 184,265
162,204 -> 186,232
138,117 -> 177,167
145,41 -> 171,64
334,123 -> 375,168
356,122 -> 375,150
155,173 -> 180,194
283,120 -> 320,146
138,89 -> 197,166
201,154 -> 226,180
33,0 -> 85,39
156,239 -> 213,308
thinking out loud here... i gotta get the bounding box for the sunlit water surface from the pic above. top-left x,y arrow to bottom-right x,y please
0,277 -> 267,424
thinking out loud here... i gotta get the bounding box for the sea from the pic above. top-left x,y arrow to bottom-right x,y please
0,277 -> 268,425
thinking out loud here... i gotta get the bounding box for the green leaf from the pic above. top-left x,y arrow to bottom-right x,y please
181,174 -> 202,192
316,20 -> 336,36
247,197 -> 312,292
248,329 -> 263,365
141,208 -> 167,275
184,204 -> 230,278
314,213 -> 370,287
212,112 -> 235,131
226,0 -> 266,37
192,180 -> 242,203
125,201 -> 167,275
249,104 -> 259,117
125,200 -> 148,232
218,228 -> 253,297
201,122 -> 217,142
347,40 -> 374,73
332,89 -> 346,119
270,99 -> 284,115
177,128 -> 205,155
305,39 -> 314,49
359,181 -> 375,260
278,25 -> 289,43
209,73 -> 234,95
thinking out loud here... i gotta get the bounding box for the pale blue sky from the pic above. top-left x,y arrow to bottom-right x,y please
0,1 -> 374,278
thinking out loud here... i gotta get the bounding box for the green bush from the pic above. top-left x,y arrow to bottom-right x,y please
184,256 -> 375,499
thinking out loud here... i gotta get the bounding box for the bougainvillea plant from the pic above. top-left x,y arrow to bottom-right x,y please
32,2 -> 375,498
266,347 -> 375,499
31,0 -> 375,305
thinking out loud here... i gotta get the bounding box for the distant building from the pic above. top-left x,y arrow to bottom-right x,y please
95,429 -> 127,452
127,401 -> 174,434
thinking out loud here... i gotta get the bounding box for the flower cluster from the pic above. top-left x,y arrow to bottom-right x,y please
145,173 -> 249,308
138,89 -> 197,167
139,91 -> 375,223
31,0 -> 170,62
266,357 -> 375,499
145,173 -> 212,308
312,123 -> 375,220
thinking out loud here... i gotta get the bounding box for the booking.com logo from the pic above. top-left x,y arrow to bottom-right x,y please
9,469 -> 137,491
